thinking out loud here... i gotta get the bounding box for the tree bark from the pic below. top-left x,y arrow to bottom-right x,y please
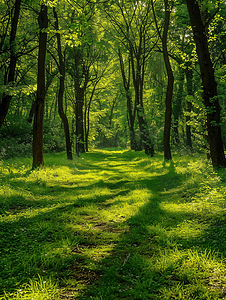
185,0 -> 226,167
70,48 -> 88,155
151,0 -> 174,160
185,67 -> 193,149
0,0 -> 22,128
53,7 -> 73,160
173,68 -> 184,145
32,5 -> 48,167
75,88 -> 85,154
162,0 -> 174,160
130,47 -> 154,156
118,49 -> 139,151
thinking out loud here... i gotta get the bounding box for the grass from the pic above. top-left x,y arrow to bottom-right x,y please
0,149 -> 226,299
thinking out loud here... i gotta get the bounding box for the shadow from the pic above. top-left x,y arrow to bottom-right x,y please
1,150 -> 225,299
73,161 -> 226,299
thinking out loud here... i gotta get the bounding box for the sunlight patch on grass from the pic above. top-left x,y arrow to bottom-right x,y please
0,276 -> 59,300
0,203 -> 63,223
168,219 -> 208,240
154,248 -> 226,300
1,150 -> 226,299
99,189 -> 152,222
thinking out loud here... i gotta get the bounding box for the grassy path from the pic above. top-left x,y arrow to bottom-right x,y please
1,149 -> 226,299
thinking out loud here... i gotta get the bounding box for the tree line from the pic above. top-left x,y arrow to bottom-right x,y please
0,0 -> 226,167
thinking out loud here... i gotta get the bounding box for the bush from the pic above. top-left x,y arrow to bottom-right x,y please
0,117 -> 66,159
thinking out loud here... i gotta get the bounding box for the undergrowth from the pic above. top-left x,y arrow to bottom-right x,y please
0,149 -> 226,299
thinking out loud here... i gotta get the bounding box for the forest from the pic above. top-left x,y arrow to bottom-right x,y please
0,0 -> 226,166
1,0 -> 226,299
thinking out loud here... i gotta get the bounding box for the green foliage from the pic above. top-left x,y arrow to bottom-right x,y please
1,0 -> 226,162
0,117 -> 66,159
43,119 -> 66,153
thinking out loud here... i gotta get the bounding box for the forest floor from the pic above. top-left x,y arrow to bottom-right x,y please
1,149 -> 226,299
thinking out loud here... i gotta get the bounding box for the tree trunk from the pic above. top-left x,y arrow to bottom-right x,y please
118,49 -> 139,151
185,0 -> 226,167
0,0 -> 22,128
75,89 -> 85,154
185,67 -> 193,149
136,106 -> 154,155
151,0 -> 174,159
162,0 -> 174,160
32,5 -> 48,168
130,48 -> 154,156
173,68 -> 184,145
53,7 -> 73,160
84,81 -> 98,152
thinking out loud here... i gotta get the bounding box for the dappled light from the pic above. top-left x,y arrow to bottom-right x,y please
1,150 -> 226,299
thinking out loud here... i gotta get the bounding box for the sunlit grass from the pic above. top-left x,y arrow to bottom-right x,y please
1,149 -> 226,299
2,276 -> 59,300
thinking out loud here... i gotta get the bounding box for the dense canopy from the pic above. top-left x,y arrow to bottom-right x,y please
0,0 -> 226,166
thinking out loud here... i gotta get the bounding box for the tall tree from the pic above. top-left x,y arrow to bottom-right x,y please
32,4 -> 48,167
185,0 -> 226,167
53,7 -> 73,160
151,0 -> 174,160
0,0 -> 22,128
118,48 -> 139,151
103,0 -> 155,155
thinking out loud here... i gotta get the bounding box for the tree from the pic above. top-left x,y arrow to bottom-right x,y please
151,0 -> 174,160
118,48 -> 140,151
0,0 -> 22,128
65,1 -> 103,155
53,7 -> 73,160
32,4 -> 48,167
185,0 -> 226,167
103,0 -> 155,155
172,67 -> 184,145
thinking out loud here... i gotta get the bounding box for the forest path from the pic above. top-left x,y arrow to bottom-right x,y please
1,149 -> 226,299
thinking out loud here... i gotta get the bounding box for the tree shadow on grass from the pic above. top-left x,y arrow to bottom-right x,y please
2,153 -> 225,299
0,158 -> 181,298
68,165 -> 190,300
74,164 -> 226,300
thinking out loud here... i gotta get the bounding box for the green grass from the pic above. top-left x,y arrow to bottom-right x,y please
1,149 -> 226,299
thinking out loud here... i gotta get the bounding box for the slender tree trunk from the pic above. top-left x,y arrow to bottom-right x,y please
162,0 -> 174,160
136,106 -> 154,155
185,67 -> 193,148
32,5 -> 48,167
130,48 -> 154,156
53,7 -> 72,160
75,89 -> 85,154
0,0 -> 22,128
72,49 -> 87,155
151,0 -> 174,160
127,96 -> 139,151
118,49 -> 139,151
173,68 -> 184,145
84,80 -> 99,152
185,0 -> 226,167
